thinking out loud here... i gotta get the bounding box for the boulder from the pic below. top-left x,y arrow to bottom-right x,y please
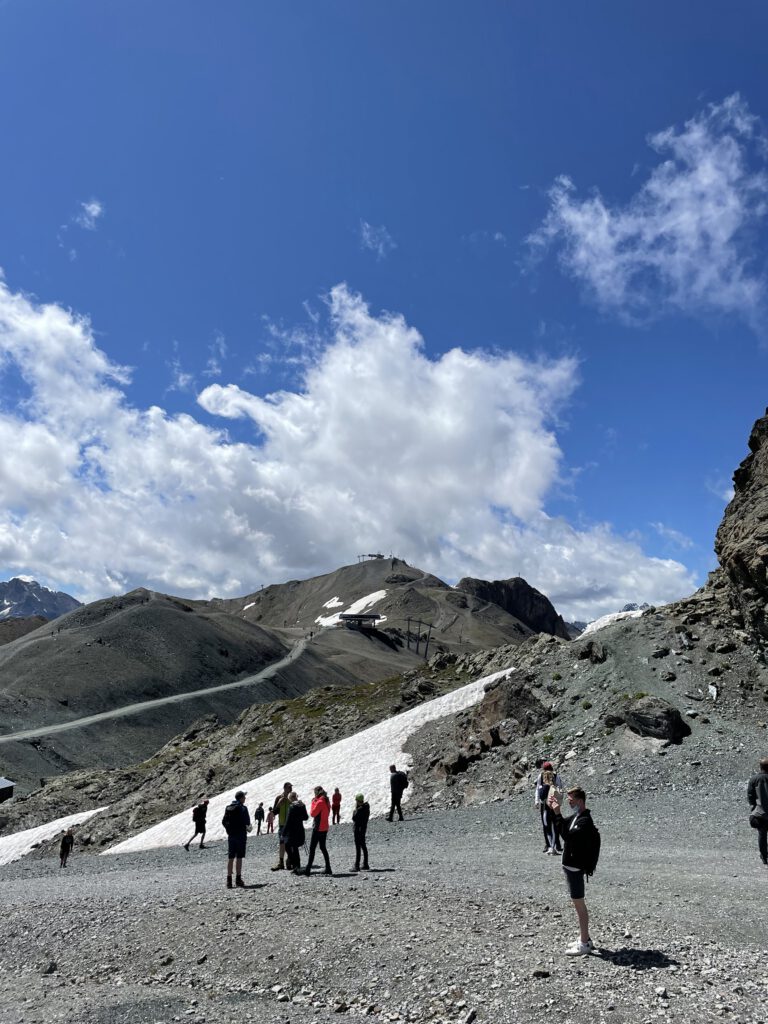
623,695 -> 691,744
577,639 -> 607,664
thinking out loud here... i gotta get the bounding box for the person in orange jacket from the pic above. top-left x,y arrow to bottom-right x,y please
303,786 -> 333,876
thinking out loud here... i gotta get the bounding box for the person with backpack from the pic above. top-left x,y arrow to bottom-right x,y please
183,797 -> 209,851
59,827 -> 74,868
351,793 -> 370,871
747,755 -> 768,866
548,786 -> 600,956
271,781 -> 293,871
534,761 -> 563,855
222,790 -> 252,889
303,785 -> 333,876
331,787 -> 342,824
387,764 -> 408,822
283,791 -> 309,872
254,802 -> 265,835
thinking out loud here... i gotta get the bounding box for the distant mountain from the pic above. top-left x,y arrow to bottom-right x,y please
0,578 -> 81,620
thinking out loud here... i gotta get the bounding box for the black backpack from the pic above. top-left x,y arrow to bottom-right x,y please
581,820 -> 601,876
221,803 -> 237,835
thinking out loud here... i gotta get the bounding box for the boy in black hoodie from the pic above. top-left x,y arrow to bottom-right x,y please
549,786 -> 599,956
351,794 -> 370,871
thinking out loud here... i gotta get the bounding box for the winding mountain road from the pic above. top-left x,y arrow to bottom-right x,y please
0,638 -> 308,744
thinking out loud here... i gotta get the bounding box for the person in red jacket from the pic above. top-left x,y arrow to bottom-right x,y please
331,787 -> 342,824
303,786 -> 333,876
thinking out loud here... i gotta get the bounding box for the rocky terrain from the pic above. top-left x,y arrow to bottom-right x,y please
1,794 -> 765,1024
0,615 -> 48,646
0,577 -> 80,621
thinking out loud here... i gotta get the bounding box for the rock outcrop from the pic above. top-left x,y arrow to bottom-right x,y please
456,576 -> 570,639
715,409 -> 768,639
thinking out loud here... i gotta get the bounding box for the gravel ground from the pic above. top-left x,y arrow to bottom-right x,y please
1,791 -> 766,1024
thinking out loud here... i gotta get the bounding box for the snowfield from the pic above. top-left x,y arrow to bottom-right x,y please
0,806 -> 107,866
582,609 -> 643,635
314,589 -> 388,628
104,667 -> 514,857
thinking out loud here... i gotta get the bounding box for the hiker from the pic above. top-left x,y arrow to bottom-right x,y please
331,787 -> 342,824
387,764 -> 408,821
304,785 -> 332,876
271,781 -> 293,870
254,802 -> 265,835
351,793 -> 370,871
59,827 -> 74,868
747,755 -> 768,866
266,807 -> 275,833
548,786 -> 601,956
183,797 -> 209,851
223,790 -> 252,889
534,761 -> 563,855
284,791 -> 309,872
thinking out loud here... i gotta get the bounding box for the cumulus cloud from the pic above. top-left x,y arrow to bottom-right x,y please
529,94 -> 768,322
74,198 -> 104,231
0,278 -> 695,619
360,220 -> 397,260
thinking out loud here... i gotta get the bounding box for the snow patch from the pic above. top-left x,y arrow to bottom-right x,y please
582,609 -> 643,635
0,806 -> 108,866
321,596 -> 344,609
315,590 -> 387,628
243,602 -> 255,612
13,575 -> 37,584
105,667 -> 514,856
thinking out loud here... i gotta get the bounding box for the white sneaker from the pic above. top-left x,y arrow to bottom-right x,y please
566,940 -> 594,956
546,848 -> 555,855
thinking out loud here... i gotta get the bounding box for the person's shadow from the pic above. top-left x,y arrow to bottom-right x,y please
597,948 -> 680,970
239,882 -> 268,890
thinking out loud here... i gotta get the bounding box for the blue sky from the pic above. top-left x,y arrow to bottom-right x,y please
0,1 -> 766,619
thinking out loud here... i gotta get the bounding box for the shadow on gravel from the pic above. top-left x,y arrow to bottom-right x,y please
363,867 -> 396,873
598,948 -> 680,971
236,882 -> 268,890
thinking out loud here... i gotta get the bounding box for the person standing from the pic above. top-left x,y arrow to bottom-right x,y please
534,762 -> 563,854
304,786 -> 332,876
266,807 -> 275,834
271,781 -> 293,870
284,792 -> 308,872
387,764 -> 408,822
331,787 -> 342,824
183,797 -> 209,851
747,756 -> 768,866
254,802 -> 265,835
223,790 -> 252,889
59,827 -> 74,868
351,793 -> 370,871
549,787 -> 600,956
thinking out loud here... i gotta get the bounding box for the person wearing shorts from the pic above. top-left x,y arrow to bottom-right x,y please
224,790 -> 251,889
549,786 -> 597,956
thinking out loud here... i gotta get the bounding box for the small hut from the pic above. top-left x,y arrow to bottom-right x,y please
339,612 -> 382,631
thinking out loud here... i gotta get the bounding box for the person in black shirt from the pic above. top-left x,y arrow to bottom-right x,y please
387,764 -> 408,822
283,792 -> 308,871
59,827 -> 74,868
223,790 -> 252,889
183,798 -> 209,851
351,794 -> 370,871
549,786 -> 599,956
747,756 -> 768,866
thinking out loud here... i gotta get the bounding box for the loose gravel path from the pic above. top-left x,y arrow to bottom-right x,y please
1,792 -> 766,1024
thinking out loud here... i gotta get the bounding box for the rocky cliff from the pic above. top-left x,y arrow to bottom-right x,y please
456,576 -> 570,640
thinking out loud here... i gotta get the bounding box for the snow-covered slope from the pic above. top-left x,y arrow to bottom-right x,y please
0,806 -> 106,866
582,609 -> 643,635
105,668 -> 514,856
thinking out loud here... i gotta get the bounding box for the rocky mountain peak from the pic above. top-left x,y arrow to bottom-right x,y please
0,577 -> 81,621
714,407 -> 768,638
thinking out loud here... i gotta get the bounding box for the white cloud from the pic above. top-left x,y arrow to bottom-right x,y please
74,198 -> 104,231
203,332 -> 228,378
650,521 -> 694,550
529,94 -> 768,323
0,277 -> 695,620
359,220 -> 397,260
